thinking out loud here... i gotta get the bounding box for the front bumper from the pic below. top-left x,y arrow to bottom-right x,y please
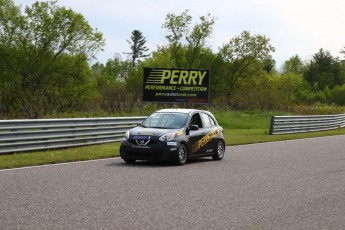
120,139 -> 179,161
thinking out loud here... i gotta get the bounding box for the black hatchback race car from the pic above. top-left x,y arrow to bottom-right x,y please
120,109 -> 225,165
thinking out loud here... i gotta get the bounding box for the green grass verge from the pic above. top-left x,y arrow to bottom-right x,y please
1,110 -> 345,170
224,128 -> 345,145
212,110 -> 274,129
0,143 -> 120,170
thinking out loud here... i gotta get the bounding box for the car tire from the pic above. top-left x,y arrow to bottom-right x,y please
123,158 -> 136,164
175,144 -> 188,165
212,141 -> 225,160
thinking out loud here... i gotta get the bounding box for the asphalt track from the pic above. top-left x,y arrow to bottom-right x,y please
1,135 -> 345,229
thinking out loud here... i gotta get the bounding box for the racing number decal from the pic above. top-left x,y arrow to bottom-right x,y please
191,128 -> 218,154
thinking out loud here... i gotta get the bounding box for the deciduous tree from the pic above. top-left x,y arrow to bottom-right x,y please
0,0 -> 104,118
217,31 -> 275,106
281,55 -> 304,74
162,10 -> 215,68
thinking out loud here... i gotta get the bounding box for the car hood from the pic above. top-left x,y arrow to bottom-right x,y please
129,126 -> 180,137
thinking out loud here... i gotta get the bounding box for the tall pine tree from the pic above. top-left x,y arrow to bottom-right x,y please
124,30 -> 149,67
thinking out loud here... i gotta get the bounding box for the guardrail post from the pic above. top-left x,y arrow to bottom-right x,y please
269,116 -> 275,135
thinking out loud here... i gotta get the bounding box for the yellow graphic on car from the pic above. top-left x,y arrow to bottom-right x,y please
176,130 -> 184,136
191,128 -> 218,154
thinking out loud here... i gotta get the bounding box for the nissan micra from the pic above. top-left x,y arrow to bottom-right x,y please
120,109 -> 225,165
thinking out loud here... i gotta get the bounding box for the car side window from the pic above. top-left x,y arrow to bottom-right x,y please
190,113 -> 203,128
201,113 -> 212,128
209,115 -> 216,126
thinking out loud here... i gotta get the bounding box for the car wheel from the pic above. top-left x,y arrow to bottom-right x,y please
175,144 -> 188,165
212,141 -> 225,160
123,158 -> 136,164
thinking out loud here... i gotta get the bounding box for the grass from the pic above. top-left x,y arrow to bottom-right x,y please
1,110 -> 345,170
0,143 -> 120,170
212,110 -> 274,129
224,128 -> 345,145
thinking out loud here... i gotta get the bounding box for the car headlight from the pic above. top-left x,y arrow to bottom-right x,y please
159,132 -> 176,142
124,130 -> 130,140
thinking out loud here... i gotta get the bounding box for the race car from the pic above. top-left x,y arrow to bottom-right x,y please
120,109 -> 225,165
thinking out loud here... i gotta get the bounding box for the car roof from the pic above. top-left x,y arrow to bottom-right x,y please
155,108 -> 208,114
153,109 -> 218,125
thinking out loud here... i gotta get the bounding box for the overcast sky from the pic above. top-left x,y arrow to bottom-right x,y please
13,0 -> 345,69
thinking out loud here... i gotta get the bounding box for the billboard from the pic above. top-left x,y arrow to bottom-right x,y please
143,67 -> 210,104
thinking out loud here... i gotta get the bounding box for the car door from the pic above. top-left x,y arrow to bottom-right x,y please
200,113 -> 219,154
188,112 -> 205,155
188,112 -> 213,155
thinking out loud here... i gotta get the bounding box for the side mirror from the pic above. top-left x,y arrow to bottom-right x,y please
189,124 -> 199,131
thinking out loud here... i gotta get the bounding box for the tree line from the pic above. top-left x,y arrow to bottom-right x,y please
1,1 -> 345,119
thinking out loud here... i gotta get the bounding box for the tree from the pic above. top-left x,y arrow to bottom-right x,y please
124,30 -> 149,67
0,0 -> 21,117
341,47 -> 345,57
97,53 -> 129,80
329,84 -> 345,106
304,49 -> 344,91
185,13 -> 215,66
217,31 -> 275,106
281,55 -> 304,74
161,10 -> 216,67
276,72 -> 306,104
0,0 -> 104,118
91,55 -> 134,113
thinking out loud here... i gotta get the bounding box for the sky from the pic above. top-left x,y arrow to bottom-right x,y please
13,0 -> 345,69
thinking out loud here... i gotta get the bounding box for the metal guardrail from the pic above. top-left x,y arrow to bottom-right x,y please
0,117 -> 147,154
269,114 -> 345,135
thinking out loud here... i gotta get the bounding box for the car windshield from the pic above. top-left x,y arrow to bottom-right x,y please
142,112 -> 188,129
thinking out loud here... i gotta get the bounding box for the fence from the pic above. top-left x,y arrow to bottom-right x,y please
269,114 -> 345,135
0,117 -> 147,154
